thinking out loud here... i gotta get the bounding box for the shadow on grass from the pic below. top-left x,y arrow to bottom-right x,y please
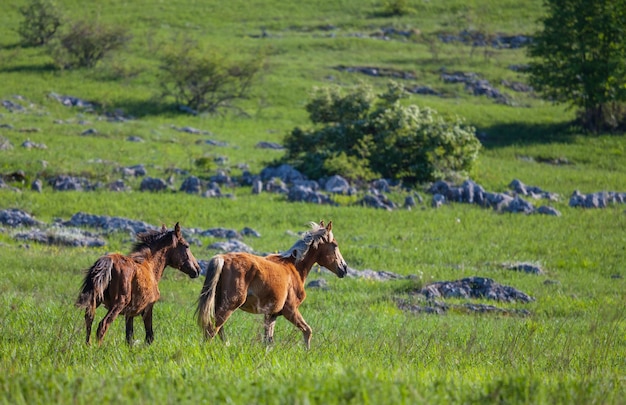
105,99 -> 188,119
480,121 -> 579,149
0,63 -> 58,74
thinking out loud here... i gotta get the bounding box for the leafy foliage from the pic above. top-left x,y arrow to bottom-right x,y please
528,0 -> 626,132
158,40 -> 265,114
17,0 -> 62,46
50,20 -> 130,69
281,83 -> 481,184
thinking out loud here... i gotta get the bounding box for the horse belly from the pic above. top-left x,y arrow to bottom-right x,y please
240,290 -> 284,314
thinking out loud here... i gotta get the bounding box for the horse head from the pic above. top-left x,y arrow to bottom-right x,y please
168,222 -> 201,278
315,221 -> 348,278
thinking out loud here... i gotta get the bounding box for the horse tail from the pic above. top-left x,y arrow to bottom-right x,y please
197,255 -> 224,330
75,256 -> 114,310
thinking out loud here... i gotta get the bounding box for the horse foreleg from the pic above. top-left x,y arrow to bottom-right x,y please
125,315 -> 134,346
283,308 -> 312,350
264,314 -> 278,345
142,305 -> 154,345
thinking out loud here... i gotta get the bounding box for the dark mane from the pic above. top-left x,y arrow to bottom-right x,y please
130,228 -> 173,257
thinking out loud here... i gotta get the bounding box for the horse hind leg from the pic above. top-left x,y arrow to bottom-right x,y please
125,315 -> 135,346
142,305 -> 155,345
84,305 -> 96,345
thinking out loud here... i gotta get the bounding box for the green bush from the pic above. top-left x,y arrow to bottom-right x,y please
280,83 -> 481,184
158,40 -> 265,114
17,0 -> 62,46
50,20 -> 130,69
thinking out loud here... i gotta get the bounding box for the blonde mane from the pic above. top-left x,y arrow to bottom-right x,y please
280,222 -> 330,264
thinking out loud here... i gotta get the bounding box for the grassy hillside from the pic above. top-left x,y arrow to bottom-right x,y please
1,1 -> 625,404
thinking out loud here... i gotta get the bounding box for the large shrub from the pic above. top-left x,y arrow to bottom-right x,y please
50,20 -> 130,69
280,83 -> 481,185
158,40 -> 265,114
17,0 -> 62,46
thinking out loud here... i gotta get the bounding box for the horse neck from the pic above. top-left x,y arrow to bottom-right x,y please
139,248 -> 169,281
295,249 -> 318,281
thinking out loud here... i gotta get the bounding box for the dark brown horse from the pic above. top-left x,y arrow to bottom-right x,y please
76,223 -> 201,345
197,221 -> 348,349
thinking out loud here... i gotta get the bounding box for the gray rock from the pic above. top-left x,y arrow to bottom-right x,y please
420,276 -> 534,303
207,239 -> 255,253
0,209 -> 42,227
180,176 -> 203,194
324,175 -> 350,194
140,177 -> 169,192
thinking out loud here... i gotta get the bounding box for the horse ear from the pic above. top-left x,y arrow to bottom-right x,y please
319,220 -> 325,228
174,222 -> 181,237
326,221 -> 333,232
161,223 -> 167,232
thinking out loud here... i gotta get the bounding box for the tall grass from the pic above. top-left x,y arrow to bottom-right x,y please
1,0 -> 625,403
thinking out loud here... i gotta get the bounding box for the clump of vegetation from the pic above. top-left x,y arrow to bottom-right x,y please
50,20 -> 130,69
280,82 -> 481,185
528,0 -> 626,132
158,39 -> 265,114
17,0 -> 62,46
379,0 -> 416,16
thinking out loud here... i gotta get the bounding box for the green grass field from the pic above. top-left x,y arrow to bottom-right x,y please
1,1 -> 625,404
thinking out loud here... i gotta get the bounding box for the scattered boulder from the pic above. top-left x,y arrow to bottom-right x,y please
357,193 -> 397,210
256,141 -> 284,150
48,175 -> 98,191
306,279 -> 328,289
419,276 -> 534,303
397,298 -> 531,316
502,262 -> 544,275
48,93 -> 97,109
427,179 -> 561,215
207,239 -> 255,254
21,140 -> 47,149
346,267 -> 406,281
0,136 -> 13,150
120,164 -> 147,177
62,212 -> 157,234
108,179 -> 131,192
260,164 -> 306,183
288,184 -> 335,204
180,176 -> 203,194
569,190 -> 626,208
31,179 -> 43,192
14,227 -> 106,247
198,227 -> 241,239
140,177 -> 169,192
0,208 -> 43,227
324,175 -> 351,194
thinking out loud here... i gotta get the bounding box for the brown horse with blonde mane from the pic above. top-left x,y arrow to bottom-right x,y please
76,223 -> 201,346
197,221 -> 348,349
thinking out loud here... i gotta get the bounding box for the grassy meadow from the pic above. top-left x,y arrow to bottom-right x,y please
1,0 -> 625,403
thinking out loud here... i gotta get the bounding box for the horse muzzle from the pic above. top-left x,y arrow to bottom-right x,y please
336,263 -> 348,278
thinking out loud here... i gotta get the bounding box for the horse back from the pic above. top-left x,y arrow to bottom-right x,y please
219,252 -> 305,314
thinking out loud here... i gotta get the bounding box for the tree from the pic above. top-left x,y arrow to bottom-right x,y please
528,0 -> 626,132
17,0 -> 62,46
280,83 -> 481,185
